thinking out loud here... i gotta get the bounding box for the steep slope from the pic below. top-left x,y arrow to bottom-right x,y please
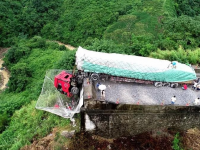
0,37 -> 77,149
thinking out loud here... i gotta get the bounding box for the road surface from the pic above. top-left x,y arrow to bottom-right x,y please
93,80 -> 200,106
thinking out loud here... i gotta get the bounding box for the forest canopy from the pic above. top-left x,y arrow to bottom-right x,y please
1,0 -> 200,59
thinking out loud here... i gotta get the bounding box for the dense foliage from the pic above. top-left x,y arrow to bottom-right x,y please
175,0 -> 200,16
150,47 -> 200,64
1,0 -> 200,55
0,0 -> 63,46
0,37 -> 75,149
1,0 -> 200,149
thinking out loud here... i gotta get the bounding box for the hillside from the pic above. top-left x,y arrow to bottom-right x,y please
0,0 -> 200,149
0,37 -> 77,149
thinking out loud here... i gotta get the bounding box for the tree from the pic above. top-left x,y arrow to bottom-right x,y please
9,63 -> 32,92
162,15 -> 200,49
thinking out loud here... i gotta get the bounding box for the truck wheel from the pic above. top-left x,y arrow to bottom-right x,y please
154,82 -> 162,87
71,87 -> 79,95
91,73 -> 99,81
170,83 -> 178,88
163,82 -> 170,87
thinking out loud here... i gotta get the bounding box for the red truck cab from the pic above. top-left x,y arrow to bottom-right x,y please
54,71 -> 73,97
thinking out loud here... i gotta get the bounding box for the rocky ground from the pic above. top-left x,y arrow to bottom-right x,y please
21,127 -> 200,150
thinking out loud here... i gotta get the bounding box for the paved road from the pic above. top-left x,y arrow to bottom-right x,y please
94,80 -> 200,106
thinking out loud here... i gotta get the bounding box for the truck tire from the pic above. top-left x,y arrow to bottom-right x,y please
100,74 -> 109,81
163,82 -> 170,87
154,82 -> 162,87
71,87 -> 79,95
91,73 -> 99,81
170,83 -> 178,88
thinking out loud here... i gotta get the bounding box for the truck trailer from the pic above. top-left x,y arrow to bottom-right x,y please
76,47 -> 196,86
54,46 -> 197,97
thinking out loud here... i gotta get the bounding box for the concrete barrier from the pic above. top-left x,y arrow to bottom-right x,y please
82,102 -> 200,138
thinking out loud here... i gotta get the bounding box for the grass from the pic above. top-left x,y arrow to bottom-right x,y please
0,37 -> 77,149
0,101 -> 74,150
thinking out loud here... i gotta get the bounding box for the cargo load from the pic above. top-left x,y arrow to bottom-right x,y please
76,47 -> 196,83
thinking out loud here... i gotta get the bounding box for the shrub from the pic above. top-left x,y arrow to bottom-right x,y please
0,112 -> 10,133
9,63 -> 32,92
4,46 -> 31,66
149,47 -> 200,65
58,45 -> 67,51
172,133 -> 184,150
54,50 -> 76,70
27,36 -> 46,49
46,41 -> 60,50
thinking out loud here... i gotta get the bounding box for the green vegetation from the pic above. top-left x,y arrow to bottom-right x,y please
0,37 -> 76,149
0,0 -> 63,46
1,0 -> 200,58
150,47 -> 200,64
0,0 -> 200,149
172,133 -> 184,150
175,0 -> 200,17
0,101 -> 71,150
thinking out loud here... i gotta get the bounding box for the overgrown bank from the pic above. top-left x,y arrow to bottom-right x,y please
0,37 -> 77,149
21,128 -> 200,150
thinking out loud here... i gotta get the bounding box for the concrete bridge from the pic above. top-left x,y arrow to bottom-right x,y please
81,102 -> 200,138
78,67 -> 200,138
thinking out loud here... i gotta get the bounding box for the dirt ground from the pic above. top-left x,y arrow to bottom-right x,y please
0,47 -> 8,58
0,48 -> 9,90
21,128 -> 59,150
56,41 -> 76,50
183,128 -> 200,150
21,117 -> 81,150
21,129 -> 173,150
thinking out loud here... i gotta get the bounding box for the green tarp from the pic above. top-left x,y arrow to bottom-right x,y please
76,47 -> 196,82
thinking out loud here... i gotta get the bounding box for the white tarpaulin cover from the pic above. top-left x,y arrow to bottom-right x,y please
76,47 -> 196,82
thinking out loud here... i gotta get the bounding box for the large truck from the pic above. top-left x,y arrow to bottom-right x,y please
54,46 -> 197,97
54,70 -> 79,97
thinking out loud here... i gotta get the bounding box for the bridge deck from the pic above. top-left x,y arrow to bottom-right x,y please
92,80 -> 200,106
